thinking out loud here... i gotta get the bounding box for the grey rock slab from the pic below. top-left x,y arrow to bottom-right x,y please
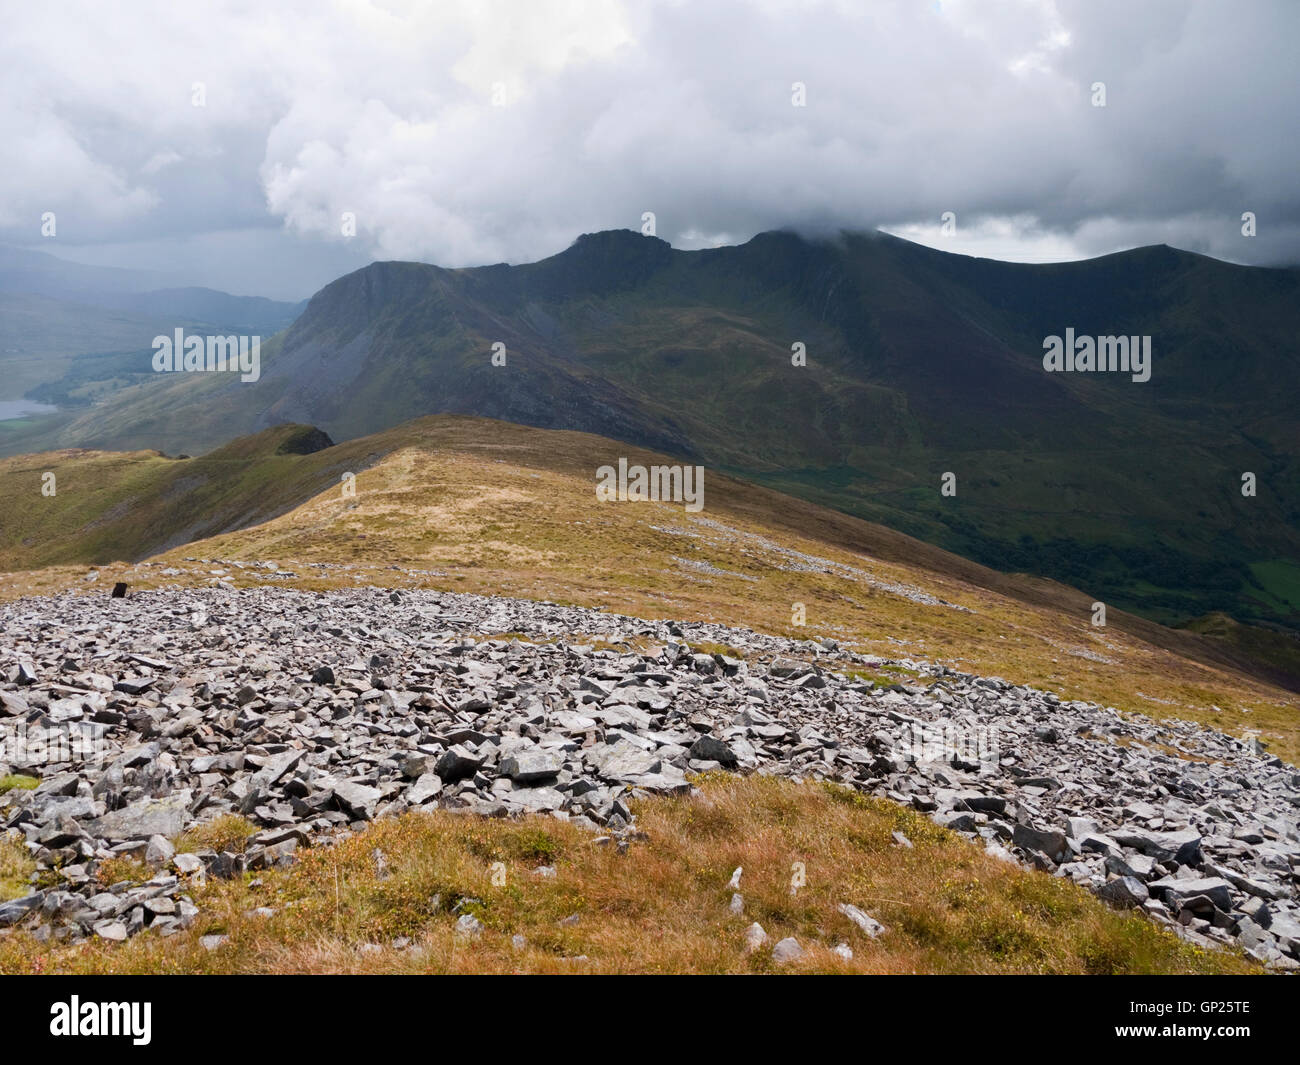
173,853 -> 203,875
332,780 -> 383,820
688,735 -> 738,766
1012,823 -> 1068,863
585,739 -> 661,781
500,748 -> 564,783
405,773 -> 444,805
88,796 -> 190,842
435,744 -> 486,782
953,792 -> 1008,815
1149,876 -> 1235,911
509,787 -> 567,813
1097,876 -> 1150,908
1111,827 -> 1203,865
93,919 -> 129,941
145,834 -> 175,866
0,893 -> 44,926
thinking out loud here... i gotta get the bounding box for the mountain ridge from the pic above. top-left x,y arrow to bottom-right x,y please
2,414 -> 1297,756
3,228 -> 1297,645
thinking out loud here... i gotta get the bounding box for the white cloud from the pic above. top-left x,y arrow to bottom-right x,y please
2,0 -> 1297,294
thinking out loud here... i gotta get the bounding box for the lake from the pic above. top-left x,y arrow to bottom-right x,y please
0,399 -> 58,420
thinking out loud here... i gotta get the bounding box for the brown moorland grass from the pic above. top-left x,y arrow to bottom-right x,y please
0,831 -> 36,903
0,776 -> 1257,975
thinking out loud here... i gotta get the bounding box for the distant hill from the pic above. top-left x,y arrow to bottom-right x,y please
0,244 -> 171,299
3,229 -> 1296,640
76,287 -> 306,332
0,246 -> 304,420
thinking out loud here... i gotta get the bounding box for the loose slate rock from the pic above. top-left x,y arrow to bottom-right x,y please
89,797 -> 189,842
1,583 -> 1296,963
688,735 -> 738,766
1098,876 -> 1150,908
500,748 -> 563,783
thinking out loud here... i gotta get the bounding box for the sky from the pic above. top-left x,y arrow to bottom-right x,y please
2,0 -> 1297,300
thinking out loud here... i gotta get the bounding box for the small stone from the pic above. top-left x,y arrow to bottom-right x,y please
145,834 -> 175,866
772,937 -> 804,964
455,914 -> 483,939
1097,876 -> 1149,909
93,920 -> 128,941
838,902 -> 886,938
435,744 -> 486,782
1012,823 -> 1068,863
688,735 -> 738,766
173,852 -> 203,875
743,922 -> 767,953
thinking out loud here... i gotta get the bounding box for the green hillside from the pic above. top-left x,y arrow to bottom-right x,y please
3,230 -> 1297,638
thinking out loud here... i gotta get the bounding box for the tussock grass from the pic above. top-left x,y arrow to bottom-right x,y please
176,815 -> 258,855
0,832 -> 35,902
94,856 -> 152,888
0,776 -> 1256,974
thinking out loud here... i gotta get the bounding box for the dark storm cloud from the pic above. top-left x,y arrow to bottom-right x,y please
2,0 -> 1296,299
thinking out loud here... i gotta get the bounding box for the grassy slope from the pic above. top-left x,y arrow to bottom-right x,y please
2,415 -> 1295,763
12,232 -> 1296,644
0,424 -> 360,568
0,776 -> 1255,975
1,416 -> 1287,974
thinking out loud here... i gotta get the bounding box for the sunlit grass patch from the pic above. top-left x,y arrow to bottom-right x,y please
176,814 -> 258,855
0,832 -> 36,901
0,776 -> 1258,975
